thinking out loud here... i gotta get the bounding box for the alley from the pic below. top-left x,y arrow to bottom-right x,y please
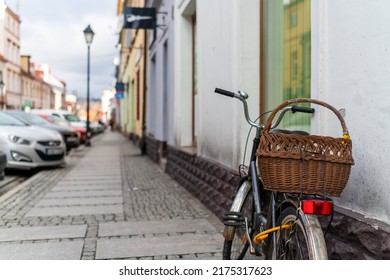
0,131 -> 224,260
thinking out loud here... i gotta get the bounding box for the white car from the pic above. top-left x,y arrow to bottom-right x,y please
29,109 -> 86,130
0,111 -> 66,170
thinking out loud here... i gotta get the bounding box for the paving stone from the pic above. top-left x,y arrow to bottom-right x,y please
95,233 -> 222,259
0,225 -> 87,242
43,190 -> 122,198
98,218 -> 217,237
0,241 -> 84,260
25,205 -> 124,217
51,184 -> 122,191
35,196 -> 123,207
59,178 -> 122,184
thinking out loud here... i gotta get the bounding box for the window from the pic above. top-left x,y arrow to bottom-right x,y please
291,51 -> 298,80
290,11 -> 298,27
263,0 -> 311,131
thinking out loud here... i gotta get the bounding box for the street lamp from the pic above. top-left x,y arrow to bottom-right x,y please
83,24 -> 94,146
0,71 -> 4,110
0,79 -> 4,110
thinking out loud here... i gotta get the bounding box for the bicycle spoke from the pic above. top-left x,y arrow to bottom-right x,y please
270,207 -> 326,260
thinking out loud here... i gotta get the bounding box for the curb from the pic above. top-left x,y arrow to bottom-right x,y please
0,170 -> 44,204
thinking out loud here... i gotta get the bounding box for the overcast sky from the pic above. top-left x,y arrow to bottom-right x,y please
7,0 -> 119,99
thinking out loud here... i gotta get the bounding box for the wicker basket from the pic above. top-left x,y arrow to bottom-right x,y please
256,98 -> 354,197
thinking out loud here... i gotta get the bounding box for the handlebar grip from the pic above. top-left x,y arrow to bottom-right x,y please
291,106 -> 315,114
214,88 -> 235,98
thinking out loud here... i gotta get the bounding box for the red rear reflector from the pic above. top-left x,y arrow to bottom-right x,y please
302,200 -> 333,216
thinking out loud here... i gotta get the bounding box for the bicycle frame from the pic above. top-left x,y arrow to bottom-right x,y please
247,126 -> 276,254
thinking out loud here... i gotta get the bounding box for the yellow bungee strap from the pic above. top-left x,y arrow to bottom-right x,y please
253,224 -> 291,245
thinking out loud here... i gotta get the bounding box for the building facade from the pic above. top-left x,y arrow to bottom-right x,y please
115,0 -> 390,259
0,2 -> 66,111
117,0 -> 148,149
20,55 -> 53,109
144,0 -> 175,165
0,2 -> 21,109
34,64 -> 66,110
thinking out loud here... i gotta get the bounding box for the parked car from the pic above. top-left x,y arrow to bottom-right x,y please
4,110 -> 80,152
29,109 -> 86,130
80,119 -> 106,135
37,114 -> 87,144
0,111 -> 66,170
0,151 -> 6,180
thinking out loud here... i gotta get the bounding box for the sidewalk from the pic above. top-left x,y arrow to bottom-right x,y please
0,131 -> 224,260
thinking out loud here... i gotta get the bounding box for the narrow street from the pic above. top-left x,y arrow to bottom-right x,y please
0,131 -> 224,260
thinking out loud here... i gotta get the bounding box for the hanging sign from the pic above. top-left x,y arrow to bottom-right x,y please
115,93 -> 124,99
123,7 -> 156,29
115,82 -> 125,99
115,82 -> 125,92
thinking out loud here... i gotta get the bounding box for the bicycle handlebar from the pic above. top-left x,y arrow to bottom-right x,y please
214,88 -> 236,98
292,105 -> 315,114
214,87 -> 315,129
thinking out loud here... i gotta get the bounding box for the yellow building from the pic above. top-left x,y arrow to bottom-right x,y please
20,55 -> 53,110
263,0 -> 311,129
117,0 -> 147,150
283,0 -> 311,100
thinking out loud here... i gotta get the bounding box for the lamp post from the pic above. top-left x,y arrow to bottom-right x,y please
83,24 -> 94,146
0,80 -> 4,110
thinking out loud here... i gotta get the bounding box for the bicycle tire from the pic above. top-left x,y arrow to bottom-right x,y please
268,206 -> 328,260
222,181 -> 254,260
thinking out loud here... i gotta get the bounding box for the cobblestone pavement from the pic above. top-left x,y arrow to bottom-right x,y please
0,131 -> 224,260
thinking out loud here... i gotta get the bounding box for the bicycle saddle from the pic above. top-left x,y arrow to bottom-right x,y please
271,129 -> 310,135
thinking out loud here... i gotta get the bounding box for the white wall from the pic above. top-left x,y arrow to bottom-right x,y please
312,0 -> 390,224
148,0 -> 175,144
195,0 -> 260,168
174,0 -> 195,147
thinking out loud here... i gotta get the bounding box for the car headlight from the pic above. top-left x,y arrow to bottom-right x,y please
8,135 -> 32,145
11,151 -> 33,162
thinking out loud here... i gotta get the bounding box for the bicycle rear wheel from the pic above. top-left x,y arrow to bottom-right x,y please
222,181 -> 254,260
269,206 -> 328,260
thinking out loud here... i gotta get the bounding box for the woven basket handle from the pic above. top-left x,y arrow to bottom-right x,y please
263,98 -> 350,136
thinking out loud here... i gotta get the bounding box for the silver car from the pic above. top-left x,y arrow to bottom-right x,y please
0,111 -> 66,170
4,110 -> 80,152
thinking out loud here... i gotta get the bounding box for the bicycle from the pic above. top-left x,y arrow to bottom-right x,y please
215,88 -> 353,260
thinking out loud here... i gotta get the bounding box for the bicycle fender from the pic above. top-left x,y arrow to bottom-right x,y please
224,180 -> 252,241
